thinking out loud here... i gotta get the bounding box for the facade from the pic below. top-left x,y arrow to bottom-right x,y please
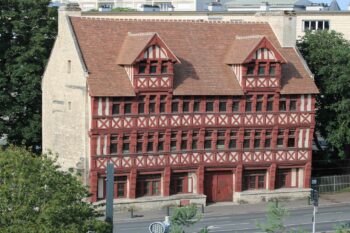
52,0 -> 213,11
226,0 -> 312,12
43,7 -> 319,207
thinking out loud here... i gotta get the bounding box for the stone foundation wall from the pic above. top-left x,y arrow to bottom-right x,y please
233,188 -> 311,204
95,194 -> 207,211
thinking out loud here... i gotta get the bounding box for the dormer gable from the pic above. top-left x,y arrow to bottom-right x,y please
225,36 -> 287,92
117,32 -> 180,65
117,32 -> 180,93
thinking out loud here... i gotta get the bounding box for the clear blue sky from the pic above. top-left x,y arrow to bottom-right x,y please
312,0 -> 349,9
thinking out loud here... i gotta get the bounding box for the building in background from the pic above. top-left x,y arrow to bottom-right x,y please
43,6 -> 318,207
50,0 -> 344,12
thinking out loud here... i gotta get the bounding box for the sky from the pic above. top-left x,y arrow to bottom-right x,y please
312,0 -> 349,9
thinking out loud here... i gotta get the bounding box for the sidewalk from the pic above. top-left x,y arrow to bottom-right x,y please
113,192 -> 350,223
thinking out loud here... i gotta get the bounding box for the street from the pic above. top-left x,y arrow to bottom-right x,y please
114,203 -> 350,233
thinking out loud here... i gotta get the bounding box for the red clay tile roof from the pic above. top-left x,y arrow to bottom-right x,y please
70,17 -> 318,96
224,36 -> 262,64
117,32 -> 156,65
117,32 -> 181,65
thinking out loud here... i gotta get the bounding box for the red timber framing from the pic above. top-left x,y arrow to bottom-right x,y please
88,37 -> 316,203
89,92 -> 316,202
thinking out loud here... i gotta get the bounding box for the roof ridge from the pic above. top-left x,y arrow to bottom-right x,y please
72,16 -> 268,25
235,35 -> 264,40
127,32 -> 156,36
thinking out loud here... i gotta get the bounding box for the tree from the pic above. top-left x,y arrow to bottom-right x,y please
257,202 -> 307,233
297,30 -> 350,158
0,0 -> 58,152
170,204 -> 208,233
0,146 -> 112,233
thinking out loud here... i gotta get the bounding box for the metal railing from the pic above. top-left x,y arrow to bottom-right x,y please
314,174 -> 350,193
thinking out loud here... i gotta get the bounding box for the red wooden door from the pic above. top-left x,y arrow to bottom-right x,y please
205,172 -> 233,202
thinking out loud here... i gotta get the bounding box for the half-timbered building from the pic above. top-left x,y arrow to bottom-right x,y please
43,7 -> 318,206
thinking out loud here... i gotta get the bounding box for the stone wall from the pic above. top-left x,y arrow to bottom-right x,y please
42,6 -> 90,184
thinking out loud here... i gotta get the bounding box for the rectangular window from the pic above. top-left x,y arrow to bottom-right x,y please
311,21 -> 316,30
150,62 -> 157,73
216,130 -> 226,150
279,96 -> 287,111
147,134 -> 154,152
304,21 -> 310,30
243,171 -> 266,190
276,169 -> 291,189
219,101 -> 227,112
256,95 -> 263,112
158,133 -> 165,152
267,95 -> 274,111
112,103 -> 120,115
290,96 -> 297,111
115,176 -> 127,198
170,132 -> 177,151
324,21 -> 329,29
110,135 -> 118,154
245,96 -> 252,112
232,99 -> 240,112
247,64 -> 255,75
171,174 -> 191,194
277,129 -> 284,148
258,63 -> 266,75
181,132 -> 188,151
229,130 -> 237,149
243,130 -> 251,149
122,135 -> 130,153
193,99 -> 200,112
264,130 -> 272,148
124,103 -> 132,114
204,131 -> 212,150
137,134 -> 143,153
269,64 -> 276,76
183,101 -> 190,113
206,101 -> 214,112
160,95 -> 166,113
172,98 -> 179,113
288,130 -> 295,148
161,63 -> 168,73
139,63 -> 146,74
254,130 -> 261,149
192,131 -> 199,150
136,175 -> 161,197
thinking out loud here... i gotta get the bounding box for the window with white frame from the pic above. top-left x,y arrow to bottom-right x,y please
303,20 -> 329,31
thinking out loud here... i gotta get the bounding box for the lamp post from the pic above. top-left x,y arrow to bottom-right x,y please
106,162 -> 114,232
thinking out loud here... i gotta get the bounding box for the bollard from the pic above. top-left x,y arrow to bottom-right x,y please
201,204 -> 205,214
130,208 -> 134,218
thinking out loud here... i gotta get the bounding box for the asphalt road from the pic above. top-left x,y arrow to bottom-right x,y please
114,203 -> 350,233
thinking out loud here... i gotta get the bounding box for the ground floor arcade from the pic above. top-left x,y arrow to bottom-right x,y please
92,163 -> 311,205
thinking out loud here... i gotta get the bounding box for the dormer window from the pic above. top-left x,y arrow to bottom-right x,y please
258,63 -> 266,75
161,62 -> 168,74
139,63 -> 146,74
150,61 -> 157,74
269,64 -> 276,76
247,64 -> 254,75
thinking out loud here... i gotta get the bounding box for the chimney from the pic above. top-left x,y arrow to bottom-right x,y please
260,2 -> 270,11
58,3 -> 81,35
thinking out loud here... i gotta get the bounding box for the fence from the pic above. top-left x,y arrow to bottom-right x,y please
313,174 -> 350,193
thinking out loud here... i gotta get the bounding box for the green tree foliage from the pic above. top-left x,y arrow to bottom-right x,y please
335,224 -> 350,233
297,30 -> 350,158
257,202 -> 307,233
170,204 -> 208,233
0,0 -> 57,152
0,146 -> 112,233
